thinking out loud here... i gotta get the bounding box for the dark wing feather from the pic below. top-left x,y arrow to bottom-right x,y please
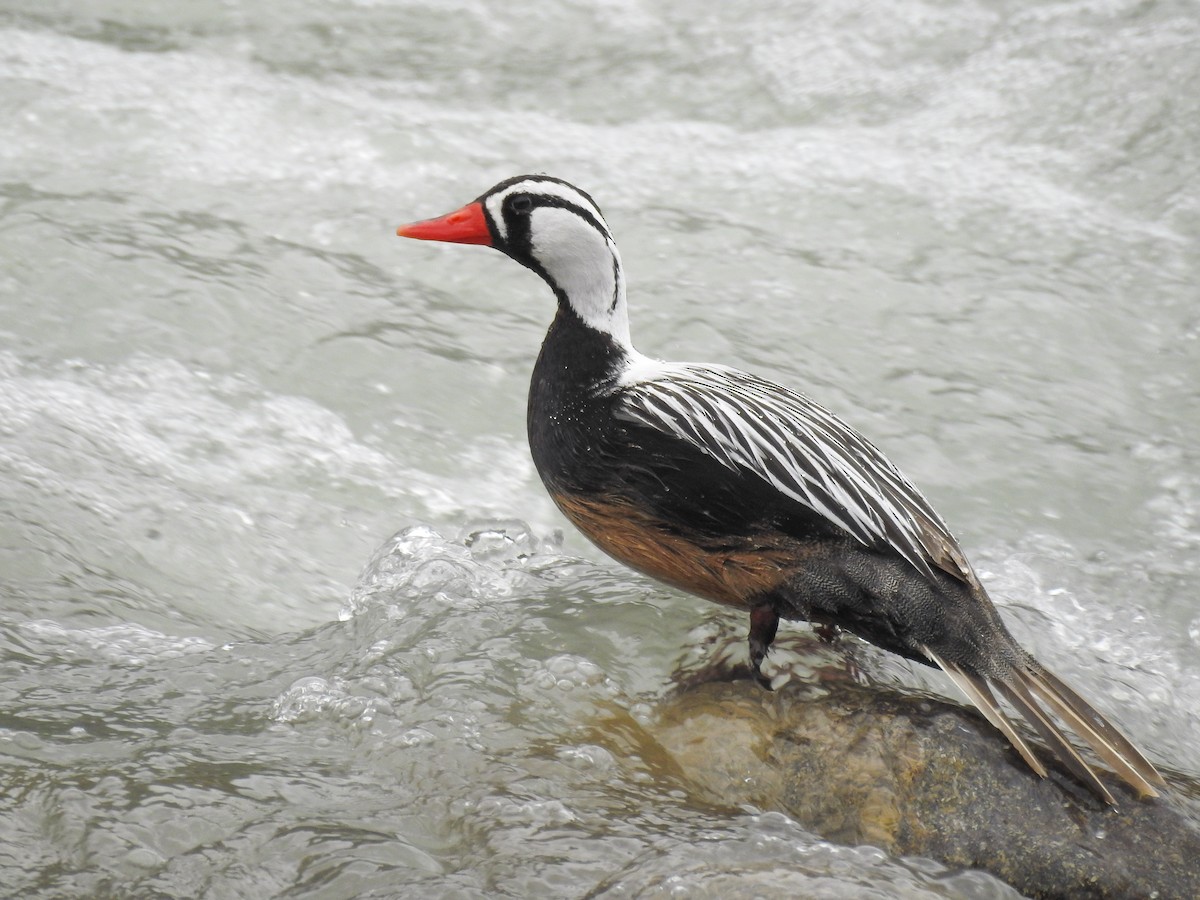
614,361 -> 978,587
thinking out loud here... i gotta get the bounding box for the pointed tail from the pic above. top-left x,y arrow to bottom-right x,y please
922,646 -> 1165,805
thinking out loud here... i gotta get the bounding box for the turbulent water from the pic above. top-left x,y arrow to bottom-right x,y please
2,0 -> 1199,896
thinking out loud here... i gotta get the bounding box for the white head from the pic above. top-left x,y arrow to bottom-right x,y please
397,175 -> 632,350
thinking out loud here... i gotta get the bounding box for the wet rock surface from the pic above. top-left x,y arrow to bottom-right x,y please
642,671 -> 1200,899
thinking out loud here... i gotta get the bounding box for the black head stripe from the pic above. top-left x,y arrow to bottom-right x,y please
530,195 -> 612,243
479,175 -> 610,240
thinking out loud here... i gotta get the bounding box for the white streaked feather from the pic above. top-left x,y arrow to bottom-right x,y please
612,356 -> 976,585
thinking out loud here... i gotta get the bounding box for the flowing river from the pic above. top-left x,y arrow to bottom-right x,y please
2,1 -> 1198,896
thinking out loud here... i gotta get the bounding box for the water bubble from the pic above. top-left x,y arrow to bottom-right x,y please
460,517 -> 536,560
271,674 -> 392,728
536,653 -> 607,691
396,727 -> 435,748
557,744 -> 616,771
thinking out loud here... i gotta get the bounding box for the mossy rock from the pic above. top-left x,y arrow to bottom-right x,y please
644,674 -> 1199,899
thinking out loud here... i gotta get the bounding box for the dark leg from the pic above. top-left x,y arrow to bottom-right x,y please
748,603 -> 779,688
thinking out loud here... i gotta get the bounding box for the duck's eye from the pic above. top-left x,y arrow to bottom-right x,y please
510,195 -> 534,214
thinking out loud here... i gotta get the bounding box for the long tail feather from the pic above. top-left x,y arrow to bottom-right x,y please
992,677 -> 1116,804
1018,661 -> 1165,795
923,647 -> 1047,778
922,645 -> 1162,804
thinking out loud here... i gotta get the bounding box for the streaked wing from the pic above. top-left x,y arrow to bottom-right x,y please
614,361 -> 978,587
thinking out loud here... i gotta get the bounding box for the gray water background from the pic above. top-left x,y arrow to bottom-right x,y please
1,0 -> 1198,896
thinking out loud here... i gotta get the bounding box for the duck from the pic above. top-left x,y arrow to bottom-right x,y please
396,173 -> 1165,804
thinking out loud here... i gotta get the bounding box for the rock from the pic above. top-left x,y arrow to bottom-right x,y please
644,667 -> 1200,899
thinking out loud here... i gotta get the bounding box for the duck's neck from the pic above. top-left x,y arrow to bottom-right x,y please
526,307 -> 631,485
532,306 -> 630,405
533,214 -> 633,353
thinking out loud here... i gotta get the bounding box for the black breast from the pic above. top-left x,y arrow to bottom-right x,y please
527,310 -> 846,546
526,308 -> 623,494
